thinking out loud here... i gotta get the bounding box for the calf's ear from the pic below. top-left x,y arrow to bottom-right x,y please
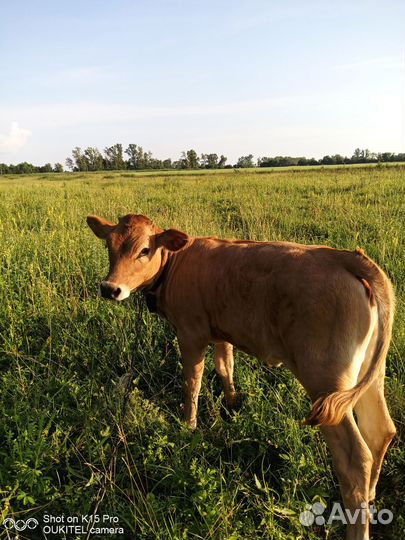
156,229 -> 189,251
86,215 -> 115,239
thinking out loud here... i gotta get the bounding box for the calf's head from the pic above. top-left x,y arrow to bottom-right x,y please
87,214 -> 188,301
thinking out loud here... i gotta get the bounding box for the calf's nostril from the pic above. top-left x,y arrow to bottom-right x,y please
112,287 -> 121,299
100,282 -> 121,300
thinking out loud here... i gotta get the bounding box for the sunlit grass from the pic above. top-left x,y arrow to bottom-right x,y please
0,165 -> 404,539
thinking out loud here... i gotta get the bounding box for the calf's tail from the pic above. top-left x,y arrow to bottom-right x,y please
304,249 -> 394,427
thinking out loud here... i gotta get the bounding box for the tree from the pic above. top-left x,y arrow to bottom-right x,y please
53,163 -> 64,173
149,156 -> 163,169
218,155 -> 227,168
144,150 -> 153,169
84,147 -> 103,171
207,154 -> 218,168
40,163 -> 53,173
235,154 -> 254,168
125,144 -> 143,169
351,148 -> 371,163
331,154 -> 344,165
172,159 -> 183,169
65,157 -> 74,171
72,147 -> 85,171
379,152 -> 393,162
70,147 -> 88,171
201,153 -> 219,169
15,162 -> 34,174
104,144 -> 125,170
125,144 -> 160,169
187,149 -> 199,169
180,149 -> 199,169
352,148 -> 362,162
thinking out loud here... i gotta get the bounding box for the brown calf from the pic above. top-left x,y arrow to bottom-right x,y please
87,213 -> 396,540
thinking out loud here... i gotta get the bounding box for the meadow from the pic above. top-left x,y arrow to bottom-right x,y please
0,165 -> 404,540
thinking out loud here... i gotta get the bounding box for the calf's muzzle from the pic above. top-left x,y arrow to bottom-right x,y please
100,281 -> 123,300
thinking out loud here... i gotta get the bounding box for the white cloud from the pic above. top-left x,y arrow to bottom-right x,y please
0,122 -> 31,154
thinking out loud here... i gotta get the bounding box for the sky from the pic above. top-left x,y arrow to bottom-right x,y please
0,0 -> 404,165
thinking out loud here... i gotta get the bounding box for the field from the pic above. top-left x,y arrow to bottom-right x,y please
0,165 -> 404,540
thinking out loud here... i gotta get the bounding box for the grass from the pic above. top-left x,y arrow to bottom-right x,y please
0,165 -> 404,539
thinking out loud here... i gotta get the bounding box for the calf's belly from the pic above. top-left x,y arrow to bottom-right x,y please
210,324 -> 285,367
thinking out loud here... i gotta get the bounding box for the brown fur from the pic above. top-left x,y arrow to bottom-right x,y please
87,214 -> 396,540
304,251 -> 394,426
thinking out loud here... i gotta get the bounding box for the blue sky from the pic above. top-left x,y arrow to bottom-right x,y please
0,0 -> 404,165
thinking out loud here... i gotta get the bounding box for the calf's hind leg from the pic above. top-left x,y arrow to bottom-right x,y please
320,413 -> 373,540
294,334 -> 375,538
355,374 -> 396,502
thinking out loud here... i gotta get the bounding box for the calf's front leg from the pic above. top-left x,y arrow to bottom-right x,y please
214,342 -> 237,409
178,336 -> 207,430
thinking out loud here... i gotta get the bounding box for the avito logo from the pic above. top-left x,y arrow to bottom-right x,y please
2,517 -> 39,531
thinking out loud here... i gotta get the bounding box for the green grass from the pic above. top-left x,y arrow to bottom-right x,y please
0,165 -> 404,539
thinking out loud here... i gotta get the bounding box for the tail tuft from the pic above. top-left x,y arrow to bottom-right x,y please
304,389 -> 359,427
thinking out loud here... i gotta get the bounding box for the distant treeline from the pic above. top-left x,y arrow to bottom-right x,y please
258,149 -> 405,167
0,162 -> 64,175
64,145 -> 228,172
1,146 -> 404,174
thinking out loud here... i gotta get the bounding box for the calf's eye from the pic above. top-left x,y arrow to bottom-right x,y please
139,247 -> 150,257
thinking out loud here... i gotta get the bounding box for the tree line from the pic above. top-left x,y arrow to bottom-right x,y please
257,149 -> 405,167
64,145 -> 229,172
0,162 -> 64,175
0,146 -> 404,174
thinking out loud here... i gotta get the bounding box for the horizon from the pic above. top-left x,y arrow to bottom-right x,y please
2,144 -> 404,171
1,0 -> 404,165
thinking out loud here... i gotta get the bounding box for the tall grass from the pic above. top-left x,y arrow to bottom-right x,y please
0,165 -> 404,539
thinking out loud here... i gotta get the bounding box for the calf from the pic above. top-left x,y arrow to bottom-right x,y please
87,213 -> 396,540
